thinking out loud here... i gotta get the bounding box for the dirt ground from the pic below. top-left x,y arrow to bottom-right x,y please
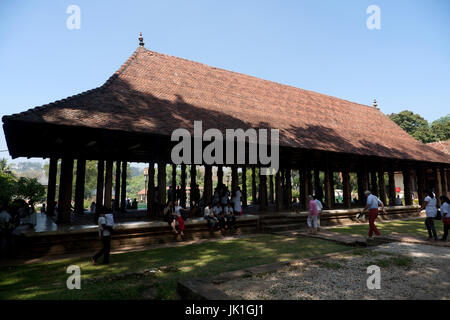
218,242 -> 450,300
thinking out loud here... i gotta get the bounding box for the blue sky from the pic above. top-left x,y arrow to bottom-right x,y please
0,0 -> 449,161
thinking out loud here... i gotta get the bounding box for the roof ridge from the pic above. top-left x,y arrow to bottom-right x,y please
102,46 -> 144,89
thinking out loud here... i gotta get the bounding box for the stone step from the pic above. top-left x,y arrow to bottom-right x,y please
263,223 -> 305,233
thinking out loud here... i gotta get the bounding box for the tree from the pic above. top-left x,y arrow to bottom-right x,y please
431,115 -> 450,141
0,171 -> 17,205
388,110 -> 436,143
16,177 -> 46,203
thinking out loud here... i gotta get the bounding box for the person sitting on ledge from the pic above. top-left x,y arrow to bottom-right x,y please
225,201 -> 237,231
204,203 -> 217,231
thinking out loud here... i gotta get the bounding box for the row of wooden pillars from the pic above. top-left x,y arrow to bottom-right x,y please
47,156 -> 448,224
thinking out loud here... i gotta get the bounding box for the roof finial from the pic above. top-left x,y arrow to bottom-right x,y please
373,98 -> 378,109
139,32 -> 144,47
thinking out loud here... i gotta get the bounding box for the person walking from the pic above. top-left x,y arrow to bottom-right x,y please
314,195 -> 323,230
92,206 -> 114,264
361,190 -> 386,240
439,195 -> 450,241
419,190 -> 438,241
307,195 -> 319,234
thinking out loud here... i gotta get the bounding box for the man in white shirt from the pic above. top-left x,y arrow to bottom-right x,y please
92,207 -> 114,264
361,190 -> 386,239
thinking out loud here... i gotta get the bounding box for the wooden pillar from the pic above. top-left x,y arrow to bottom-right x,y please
180,164 -> 186,207
342,169 -> 351,208
285,168 -> 292,208
204,165 -> 213,205
96,160 -> 104,212
275,170 -> 282,211
74,159 -> 86,214
357,169 -> 364,206
417,167 -> 425,206
388,168 -> 396,206
313,169 -> 320,200
242,166 -> 248,207
104,160 -> 113,210
403,168 -> 412,206
434,167 -> 442,207
57,158 -> 74,224
306,168 -> 313,199
190,164 -> 196,204
441,167 -> 448,198
281,169 -> 287,208
269,172 -> 274,204
324,165 -> 333,209
114,161 -> 121,213
251,166 -> 257,205
120,161 -> 127,213
299,166 -> 307,210
171,164 -> 177,195
147,162 -> 155,216
231,166 -> 239,194
370,170 -> 378,197
158,163 -> 167,211
378,168 -> 386,205
217,165 -> 224,187
259,171 -> 267,211
46,157 -> 58,216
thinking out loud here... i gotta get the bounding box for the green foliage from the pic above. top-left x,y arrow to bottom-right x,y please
430,115 -> 450,141
0,159 -> 46,205
0,171 -> 18,205
16,177 -> 46,203
389,110 -> 436,143
389,111 -> 449,143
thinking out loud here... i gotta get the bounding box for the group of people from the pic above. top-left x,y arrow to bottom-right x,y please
356,189 -> 450,241
0,199 -> 38,257
419,190 -> 450,241
204,184 -> 241,232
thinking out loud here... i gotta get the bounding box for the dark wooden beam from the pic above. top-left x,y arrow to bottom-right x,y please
204,165 -> 213,205
378,167 -> 386,205
242,166 -> 248,207
180,164 -> 186,207
147,163 -> 155,216
96,160 -> 104,212
342,169 -> 351,208
104,160 -> 113,210
114,161 -> 121,213
403,168 -> 412,206
46,157 -> 58,216
388,167 -> 396,206
74,159 -> 86,214
158,163 -> 166,214
120,161 -> 127,213
57,157 -> 74,224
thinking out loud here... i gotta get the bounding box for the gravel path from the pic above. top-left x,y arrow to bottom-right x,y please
218,243 -> 449,300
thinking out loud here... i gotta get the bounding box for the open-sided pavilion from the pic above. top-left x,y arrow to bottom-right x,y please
3,35 -> 450,226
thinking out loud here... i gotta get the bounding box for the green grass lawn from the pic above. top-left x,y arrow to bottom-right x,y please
331,218 -> 445,238
0,235 -> 351,300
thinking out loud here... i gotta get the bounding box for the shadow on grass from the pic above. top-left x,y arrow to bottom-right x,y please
0,235 -> 351,300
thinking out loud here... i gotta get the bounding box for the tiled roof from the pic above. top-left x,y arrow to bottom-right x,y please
3,46 -> 449,164
427,140 -> 450,155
